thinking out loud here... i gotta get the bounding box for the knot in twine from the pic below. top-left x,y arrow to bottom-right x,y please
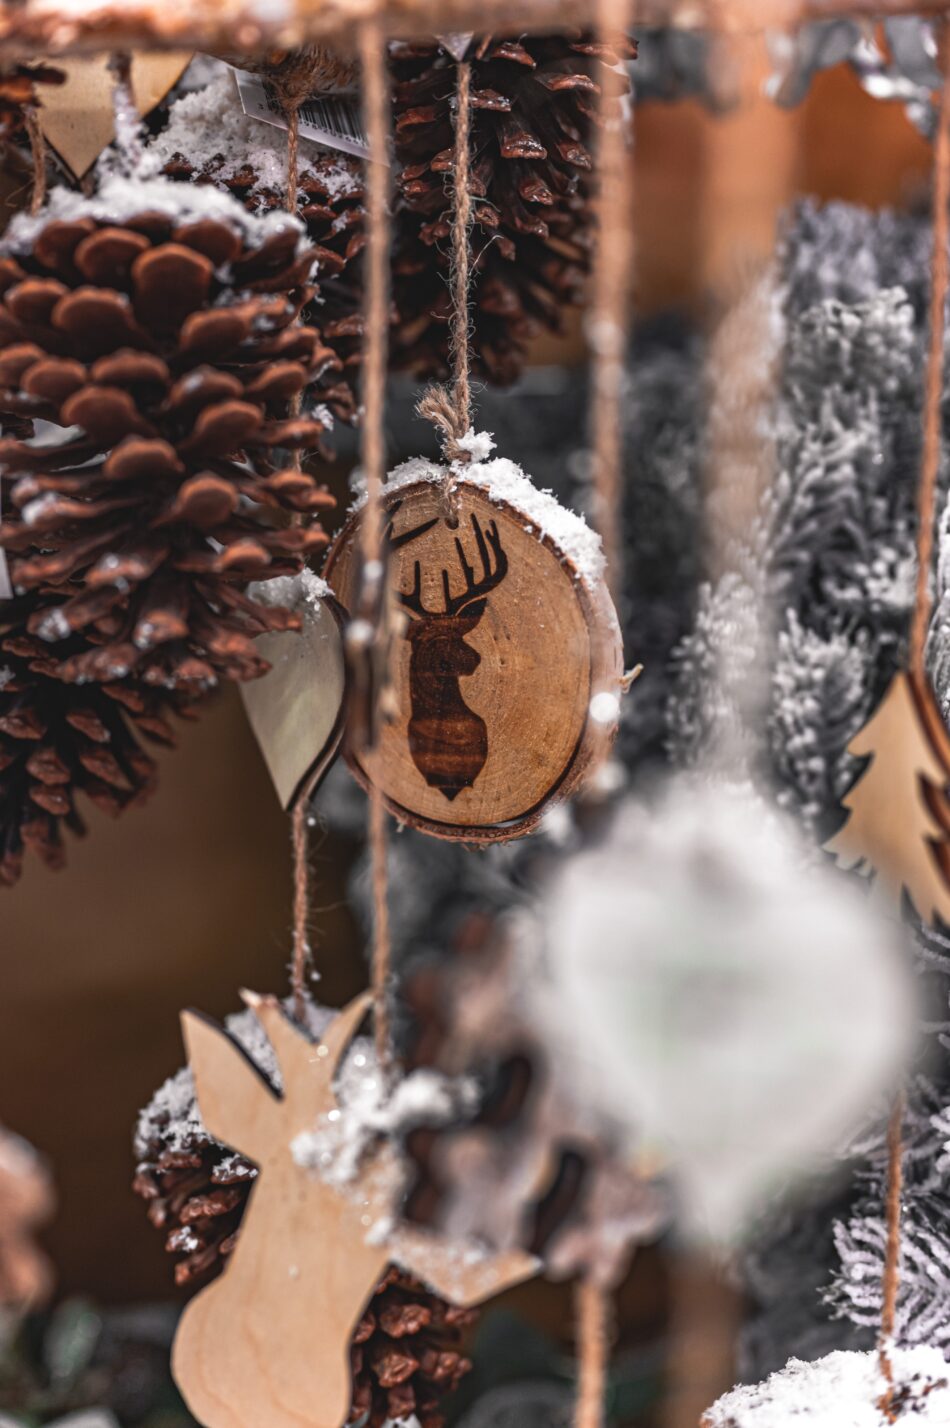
416,386 -> 471,524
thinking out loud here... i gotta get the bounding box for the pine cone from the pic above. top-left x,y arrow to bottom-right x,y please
0,596 -> 193,884
390,31 -> 635,385
349,1266 -> 475,1428
0,177 -> 338,696
150,73 -> 365,408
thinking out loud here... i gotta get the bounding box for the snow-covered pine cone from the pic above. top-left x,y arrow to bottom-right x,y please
390,31 -> 635,385
0,176 -> 338,696
150,73 -> 365,410
0,596 -> 195,884
133,996 -> 476,1428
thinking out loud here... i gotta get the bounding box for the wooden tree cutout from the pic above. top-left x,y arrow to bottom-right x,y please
827,670 -> 950,924
172,991 -> 537,1428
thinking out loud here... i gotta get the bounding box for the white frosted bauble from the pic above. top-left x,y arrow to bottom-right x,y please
702,1348 -> 950,1426
534,779 -> 915,1242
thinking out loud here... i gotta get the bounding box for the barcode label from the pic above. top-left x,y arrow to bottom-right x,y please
234,69 -> 375,162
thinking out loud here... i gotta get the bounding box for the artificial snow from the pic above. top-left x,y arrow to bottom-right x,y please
135,995 -> 473,1203
2,170 -> 305,259
134,996 -> 341,1159
368,434 -> 606,588
291,1056 -> 477,1188
143,71 -> 362,203
248,566 -> 331,615
702,1347 -> 950,1426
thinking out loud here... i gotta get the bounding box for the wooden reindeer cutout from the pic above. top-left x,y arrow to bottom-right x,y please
393,507 -> 509,801
172,991 -> 537,1428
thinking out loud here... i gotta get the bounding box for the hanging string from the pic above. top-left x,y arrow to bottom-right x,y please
876,28 -> 950,1418
357,16 -> 394,1072
575,1278 -> 611,1428
416,57 -> 473,511
911,27 -> 950,677
878,1091 -> 906,1418
290,800 -> 311,1020
277,54 -> 322,1018
22,107 -> 45,216
587,0 -> 634,603
572,11 -> 632,1424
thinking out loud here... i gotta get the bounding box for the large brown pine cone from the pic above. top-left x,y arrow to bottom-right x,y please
0,177 -> 339,696
0,595 -> 194,884
133,997 -> 475,1428
149,73 -> 365,407
390,32 -> 635,385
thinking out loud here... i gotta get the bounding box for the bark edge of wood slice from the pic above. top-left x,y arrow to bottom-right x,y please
323,478 -> 624,843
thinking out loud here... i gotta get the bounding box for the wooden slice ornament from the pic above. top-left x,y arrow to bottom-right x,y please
324,450 -> 625,842
172,991 -> 537,1428
240,573 -> 347,810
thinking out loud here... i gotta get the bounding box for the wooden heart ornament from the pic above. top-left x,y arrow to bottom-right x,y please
324,451 -> 625,841
172,991 -> 537,1428
239,573 -> 347,810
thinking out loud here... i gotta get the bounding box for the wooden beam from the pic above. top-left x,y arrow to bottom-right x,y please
0,0 -> 948,63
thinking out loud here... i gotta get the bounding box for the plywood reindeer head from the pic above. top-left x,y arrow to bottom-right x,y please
172,991 -> 537,1428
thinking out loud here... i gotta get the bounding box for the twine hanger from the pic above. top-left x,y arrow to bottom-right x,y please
357,15 -> 395,1072
415,55 -> 475,523
876,21 -> 950,1422
272,49 -> 334,1021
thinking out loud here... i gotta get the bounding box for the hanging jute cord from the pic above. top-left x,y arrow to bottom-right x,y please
572,7 -> 632,1424
23,106 -> 45,215
575,1278 -> 611,1428
911,27 -> 950,677
416,58 -> 473,514
878,1090 -> 906,1417
291,799 -> 311,1020
358,16 -> 395,1071
588,1 -> 634,604
277,50 -> 326,1015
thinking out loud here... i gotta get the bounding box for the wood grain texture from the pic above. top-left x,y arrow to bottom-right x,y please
35,52 -> 191,179
0,0 -> 944,61
240,593 -> 347,811
826,670 -> 950,925
324,481 -> 624,842
173,991 -> 537,1428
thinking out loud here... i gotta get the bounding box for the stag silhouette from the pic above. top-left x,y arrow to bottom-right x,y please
172,991 -> 536,1428
389,510 -> 509,801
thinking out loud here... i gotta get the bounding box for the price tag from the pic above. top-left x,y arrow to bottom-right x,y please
234,69 -> 373,163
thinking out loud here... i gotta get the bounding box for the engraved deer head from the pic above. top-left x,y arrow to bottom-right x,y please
172,992 -> 536,1428
389,510 -> 509,801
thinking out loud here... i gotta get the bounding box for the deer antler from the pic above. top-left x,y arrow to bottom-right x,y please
398,560 -> 428,618
383,505 -> 441,619
443,515 -> 508,616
